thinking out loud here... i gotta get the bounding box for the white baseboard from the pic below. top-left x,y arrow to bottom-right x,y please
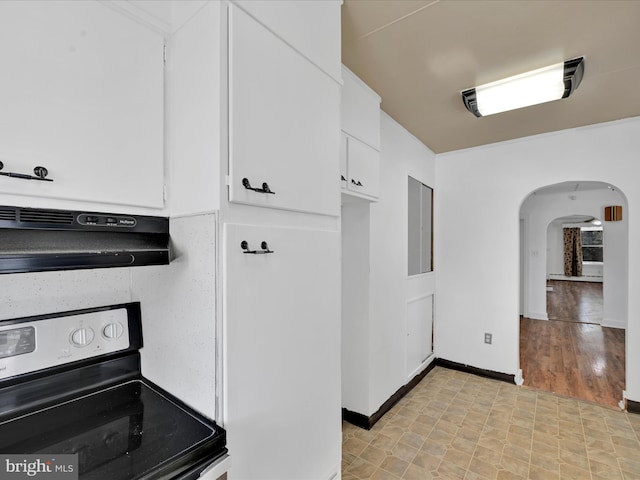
526,312 -> 549,320
325,464 -> 340,480
514,369 -> 524,386
601,318 -> 626,329
548,274 -> 603,283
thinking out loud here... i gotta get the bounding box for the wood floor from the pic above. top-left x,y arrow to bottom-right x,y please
520,317 -> 625,409
522,279 -> 624,409
546,279 -> 603,324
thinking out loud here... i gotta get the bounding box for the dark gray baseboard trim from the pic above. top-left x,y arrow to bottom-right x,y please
341,408 -> 371,430
627,399 -> 640,415
342,361 -> 437,430
342,358 -> 516,430
434,358 -> 515,384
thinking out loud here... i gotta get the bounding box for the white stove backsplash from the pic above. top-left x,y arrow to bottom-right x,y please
0,268 -> 131,320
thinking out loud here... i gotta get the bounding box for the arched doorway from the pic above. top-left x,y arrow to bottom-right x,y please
519,181 -> 627,408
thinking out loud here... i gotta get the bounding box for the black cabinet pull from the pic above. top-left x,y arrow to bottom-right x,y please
34,166 -> 49,179
260,241 -> 274,253
242,178 -> 275,194
351,179 -> 363,187
0,162 -> 53,182
341,175 -> 346,181
241,240 -> 274,254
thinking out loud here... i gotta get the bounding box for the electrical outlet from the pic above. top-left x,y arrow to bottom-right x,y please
484,333 -> 492,344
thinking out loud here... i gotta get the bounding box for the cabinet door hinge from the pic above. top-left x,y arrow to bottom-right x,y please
163,184 -> 168,202
163,44 -> 167,65
225,175 -> 230,186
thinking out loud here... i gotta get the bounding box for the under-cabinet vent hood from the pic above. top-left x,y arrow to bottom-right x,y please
0,206 -> 169,274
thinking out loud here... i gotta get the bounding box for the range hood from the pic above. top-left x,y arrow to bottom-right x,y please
0,206 -> 169,274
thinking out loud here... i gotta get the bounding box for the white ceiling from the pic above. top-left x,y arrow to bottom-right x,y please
342,0 -> 640,153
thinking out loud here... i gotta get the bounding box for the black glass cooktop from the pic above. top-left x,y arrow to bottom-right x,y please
0,379 -> 223,480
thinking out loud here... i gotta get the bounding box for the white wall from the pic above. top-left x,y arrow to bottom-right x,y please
436,117 -> 640,402
520,188 -> 627,327
367,112 -> 436,414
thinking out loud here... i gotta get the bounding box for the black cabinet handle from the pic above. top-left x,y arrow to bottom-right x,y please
242,178 -> 275,194
341,175 -> 346,181
0,162 -> 53,182
241,240 -> 274,254
351,179 -> 363,187
34,166 -> 49,179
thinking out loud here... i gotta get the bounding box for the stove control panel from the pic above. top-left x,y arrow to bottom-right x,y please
0,308 -> 130,380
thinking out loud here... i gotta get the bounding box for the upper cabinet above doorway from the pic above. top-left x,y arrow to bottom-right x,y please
340,66 -> 381,202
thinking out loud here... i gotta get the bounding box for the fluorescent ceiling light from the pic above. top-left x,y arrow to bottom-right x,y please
462,57 -> 584,117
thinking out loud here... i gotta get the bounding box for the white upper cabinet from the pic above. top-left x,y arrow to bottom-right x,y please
345,136 -> 380,200
0,1 -> 164,209
340,66 -> 381,201
340,134 -> 348,187
228,5 -> 340,217
341,66 -> 381,150
232,0 -> 341,81
341,133 -> 380,200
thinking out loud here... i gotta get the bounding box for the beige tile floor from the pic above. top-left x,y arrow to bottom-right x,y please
342,367 -> 640,480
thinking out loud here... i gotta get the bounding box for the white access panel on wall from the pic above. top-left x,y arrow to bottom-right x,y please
228,5 -> 340,217
406,294 -> 434,378
223,223 -> 341,479
0,1 -> 164,209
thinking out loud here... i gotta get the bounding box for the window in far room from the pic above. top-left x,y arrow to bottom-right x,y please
408,176 -> 433,276
581,226 -> 603,262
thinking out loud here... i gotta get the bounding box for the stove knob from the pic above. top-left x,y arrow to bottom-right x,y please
102,322 -> 124,340
70,327 -> 95,347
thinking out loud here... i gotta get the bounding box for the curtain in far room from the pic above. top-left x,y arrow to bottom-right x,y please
563,227 -> 583,277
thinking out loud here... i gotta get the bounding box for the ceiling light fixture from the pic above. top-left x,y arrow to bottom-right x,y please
461,57 -> 584,117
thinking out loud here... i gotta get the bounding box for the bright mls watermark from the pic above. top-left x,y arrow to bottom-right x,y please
0,455 -> 77,480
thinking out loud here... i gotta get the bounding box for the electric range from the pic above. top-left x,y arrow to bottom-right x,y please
0,303 -> 227,480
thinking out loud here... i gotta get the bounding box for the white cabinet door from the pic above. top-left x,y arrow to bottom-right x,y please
346,137 -> 380,199
341,66 -> 381,150
224,223 -> 340,479
340,133 -> 348,188
0,1 -> 164,209
228,5 -> 340,217
233,0 -> 341,81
